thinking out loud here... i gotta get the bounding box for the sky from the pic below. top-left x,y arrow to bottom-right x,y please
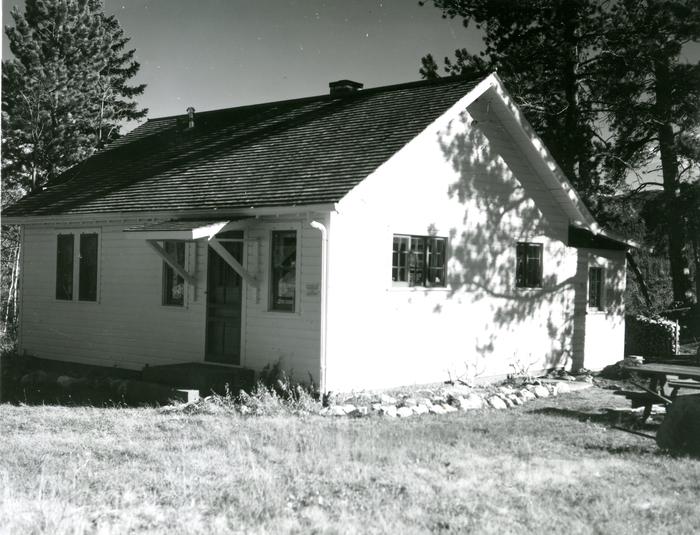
2,0 -> 698,139
2,0 -> 486,131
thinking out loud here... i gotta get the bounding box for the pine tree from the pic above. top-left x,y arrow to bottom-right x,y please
420,0 -> 700,305
1,0 -> 147,192
597,0 -> 700,304
1,0 -> 147,336
419,0 -> 610,205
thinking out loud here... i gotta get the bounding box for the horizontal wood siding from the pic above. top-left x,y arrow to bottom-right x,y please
19,222 -> 206,370
18,217 -> 324,381
324,96 -> 619,391
241,220 -> 323,384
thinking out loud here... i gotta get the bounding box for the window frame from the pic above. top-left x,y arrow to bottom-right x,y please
269,229 -> 299,313
161,240 -> 188,307
515,242 -> 543,289
391,234 -> 448,288
587,266 -> 605,311
54,229 -> 101,303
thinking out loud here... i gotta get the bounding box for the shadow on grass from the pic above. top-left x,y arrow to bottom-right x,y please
529,406 -> 666,455
530,406 -> 658,427
582,443 -> 657,455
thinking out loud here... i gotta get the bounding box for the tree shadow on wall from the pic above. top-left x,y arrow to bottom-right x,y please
431,103 -> 625,375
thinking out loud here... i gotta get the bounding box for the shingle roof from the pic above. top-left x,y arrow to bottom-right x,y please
4,76 -> 481,217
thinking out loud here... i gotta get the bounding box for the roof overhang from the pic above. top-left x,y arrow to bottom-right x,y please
2,203 -> 338,226
469,74 -> 599,229
123,217 -> 252,241
455,74 -> 640,253
568,224 -> 639,251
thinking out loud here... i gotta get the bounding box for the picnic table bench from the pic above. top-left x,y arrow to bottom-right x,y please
616,362 -> 700,422
667,379 -> 700,397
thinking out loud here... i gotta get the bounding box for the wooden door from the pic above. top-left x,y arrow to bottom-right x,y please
206,239 -> 243,364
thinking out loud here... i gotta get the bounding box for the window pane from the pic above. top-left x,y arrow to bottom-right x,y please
163,241 -> 185,306
271,230 -> 296,311
409,238 -> 425,286
78,234 -> 99,301
526,244 -> 542,287
588,267 -> 603,309
56,234 -> 74,300
516,242 -> 542,288
427,237 -> 447,287
392,236 -> 409,282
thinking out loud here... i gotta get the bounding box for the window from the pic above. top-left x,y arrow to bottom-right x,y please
56,234 -> 75,300
588,267 -> 604,310
392,235 -> 447,287
79,233 -> 99,301
162,241 -> 186,306
55,232 -> 99,301
270,230 -> 297,311
515,242 -> 543,288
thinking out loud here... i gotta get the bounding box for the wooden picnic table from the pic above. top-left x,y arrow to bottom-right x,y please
618,362 -> 700,421
621,362 -> 700,381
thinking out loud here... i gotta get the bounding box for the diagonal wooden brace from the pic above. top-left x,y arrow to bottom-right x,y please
208,238 -> 259,288
146,240 -> 197,286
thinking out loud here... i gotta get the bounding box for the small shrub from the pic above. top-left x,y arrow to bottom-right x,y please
258,360 -> 286,392
237,379 -> 321,416
257,359 -> 318,403
168,362 -> 322,416
625,314 -> 680,358
0,327 -> 18,358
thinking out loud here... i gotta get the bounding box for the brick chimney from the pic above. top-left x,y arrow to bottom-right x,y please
329,80 -> 363,98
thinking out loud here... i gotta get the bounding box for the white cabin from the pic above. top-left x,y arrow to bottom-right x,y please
4,74 -> 632,392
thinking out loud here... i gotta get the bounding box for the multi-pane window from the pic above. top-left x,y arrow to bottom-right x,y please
588,267 -> 604,310
392,235 -> 447,287
55,232 -> 99,301
270,230 -> 297,311
162,241 -> 186,306
515,242 -> 543,288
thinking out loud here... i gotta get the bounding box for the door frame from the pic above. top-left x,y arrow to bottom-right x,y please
204,233 -> 247,367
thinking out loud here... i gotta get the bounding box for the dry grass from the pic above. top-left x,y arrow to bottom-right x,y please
1,387 -> 699,534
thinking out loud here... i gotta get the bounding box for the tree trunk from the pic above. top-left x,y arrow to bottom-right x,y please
562,12 -> 582,192
626,251 -> 653,309
654,58 -> 691,304
691,233 -> 700,304
3,244 -> 19,328
11,245 -> 20,324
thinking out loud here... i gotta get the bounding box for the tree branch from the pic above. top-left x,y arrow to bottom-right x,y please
629,181 -> 664,195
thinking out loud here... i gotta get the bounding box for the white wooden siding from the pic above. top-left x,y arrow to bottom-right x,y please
18,217 -> 324,383
572,249 -> 627,371
20,222 -> 207,370
241,220 -> 323,384
323,94 -> 624,391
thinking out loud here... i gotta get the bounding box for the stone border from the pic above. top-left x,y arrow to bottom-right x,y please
319,381 -> 587,418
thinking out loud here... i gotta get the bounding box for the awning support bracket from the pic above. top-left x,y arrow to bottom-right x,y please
146,240 -> 197,286
209,238 -> 260,288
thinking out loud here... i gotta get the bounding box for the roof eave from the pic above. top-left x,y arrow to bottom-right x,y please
568,224 -> 639,251
484,72 -> 599,229
1,203 -> 338,226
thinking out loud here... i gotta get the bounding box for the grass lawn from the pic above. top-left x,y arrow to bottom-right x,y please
1,386 -> 699,534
